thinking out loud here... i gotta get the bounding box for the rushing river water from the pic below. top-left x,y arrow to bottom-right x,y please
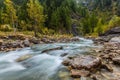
0,38 -> 99,80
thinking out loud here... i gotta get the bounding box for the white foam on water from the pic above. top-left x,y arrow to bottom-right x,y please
0,63 -> 26,74
0,37 -> 98,80
0,48 -> 32,62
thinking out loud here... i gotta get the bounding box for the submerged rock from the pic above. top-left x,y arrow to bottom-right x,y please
60,53 -> 68,57
42,46 -> 63,53
58,71 -> 70,80
16,54 -> 33,62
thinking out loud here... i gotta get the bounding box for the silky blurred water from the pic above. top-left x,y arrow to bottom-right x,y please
0,38 -> 98,80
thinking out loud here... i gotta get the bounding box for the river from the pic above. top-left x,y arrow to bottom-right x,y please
0,38 -> 99,80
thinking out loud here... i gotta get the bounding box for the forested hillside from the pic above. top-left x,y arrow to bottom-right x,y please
0,0 -> 120,36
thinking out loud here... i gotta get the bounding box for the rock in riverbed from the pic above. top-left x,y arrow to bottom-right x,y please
0,39 -> 3,45
71,69 -> 90,78
16,54 -> 33,62
42,46 -> 63,53
110,37 -> 120,43
63,56 -> 101,78
63,55 -> 115,78
23,39 -> 30,47
113,57 -> 120,65
63,56 -> 101,71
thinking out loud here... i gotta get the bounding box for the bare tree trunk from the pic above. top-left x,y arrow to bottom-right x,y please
34,27 -> 37,37
33,21 -> 38,37
11,13 -> 16,34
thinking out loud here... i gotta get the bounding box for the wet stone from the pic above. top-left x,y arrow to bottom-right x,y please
113,57 -> 120,65
68,56 -> 101,70
0,39 -> 3,45
41,46 -> 63,53
60,53 -> 68,57
16,54 -> 33,62
23,39 -> 30,47
71,69 -> 90,78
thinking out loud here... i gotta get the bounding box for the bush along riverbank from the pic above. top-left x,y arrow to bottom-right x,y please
0,33 -> 80,52
62,27 -> 120,80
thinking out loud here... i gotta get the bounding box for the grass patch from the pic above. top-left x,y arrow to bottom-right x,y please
0,31 -> 73,39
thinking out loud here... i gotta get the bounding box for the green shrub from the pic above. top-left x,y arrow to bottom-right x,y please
108,15 -> 120,28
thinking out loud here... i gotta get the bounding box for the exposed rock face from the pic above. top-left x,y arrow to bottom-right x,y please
101,27 -> 120,36
94,27 -> 120,44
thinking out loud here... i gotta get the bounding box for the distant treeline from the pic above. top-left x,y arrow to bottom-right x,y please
0,0 -> 120,36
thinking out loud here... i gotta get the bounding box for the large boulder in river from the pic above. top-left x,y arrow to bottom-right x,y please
63,56 -> 102,78
63,56 -> 101,71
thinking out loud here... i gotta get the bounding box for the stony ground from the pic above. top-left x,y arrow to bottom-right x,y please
62,36 -> 120,80
0,34 -> 79,52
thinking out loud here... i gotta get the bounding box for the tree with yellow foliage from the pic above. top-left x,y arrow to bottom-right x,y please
4,0 -> 17,32
27,0 -> 45,37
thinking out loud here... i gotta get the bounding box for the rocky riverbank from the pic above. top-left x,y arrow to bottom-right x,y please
1,27 -> 120,80
63,40 -> 120,80
0,34 -> 79,52
62,27 -> 120,80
